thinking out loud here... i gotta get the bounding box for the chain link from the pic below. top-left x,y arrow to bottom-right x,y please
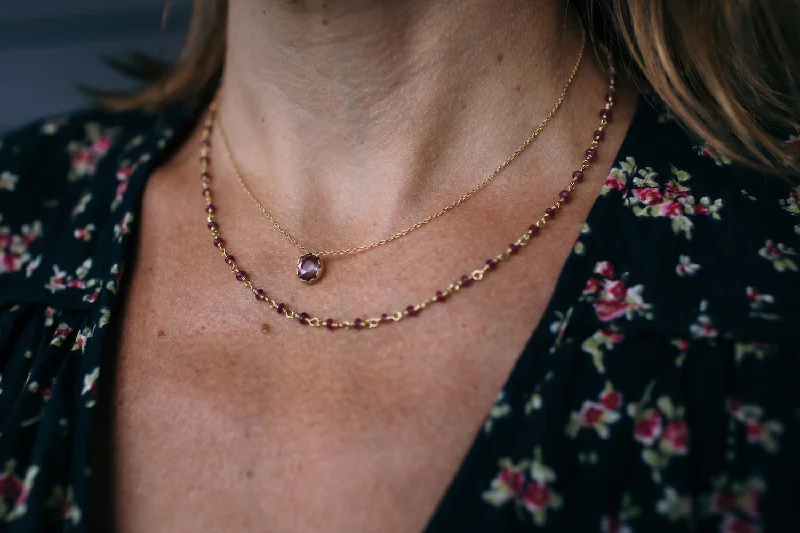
216,28 -> 586,257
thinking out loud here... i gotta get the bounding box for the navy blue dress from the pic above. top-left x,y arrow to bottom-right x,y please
1,98 -> 799,532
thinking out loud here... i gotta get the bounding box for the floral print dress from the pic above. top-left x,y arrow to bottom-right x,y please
1,98 -> 799,533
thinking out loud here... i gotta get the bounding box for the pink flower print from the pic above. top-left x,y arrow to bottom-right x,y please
708,490 -> 735,514
73,224 -> 96,242
758,239 -> 798,272
632,187 -> 664,206
745,420 -> 766,443
664,181 -> 690,200
0,252 -> 22,273
604,279 -> 627,300
675,255 -> 700,277
44,306 -> 56,327
662,420 -> 690,455
633,410 -> 662,445
696,143 -> 732,166
483,463 -> 528,507
113,212 -> 134,243
0,462 -> 42,522
498,467 -> 525,495
523,482 -> 553,513
672,338 -> 689,353
50,323 -> 73,347
594,261 -> 616,279
658,201 -> 684,217
594,279 -> 648,323
594,299 -> 630,322
721,515 -> 758,533
0,468 -> 23,503
82,289 -> 100,303
70,148 -> 92,170
604,174 -> 627,192
580,402 -> 605,427
690,309 -> 719,340
116,165 -> 134,180
600,389 -> 622,411
740,483 -> 762,519
67,124 -> 119,181
567,395 -> 621,439
727,397 -> 743,417
780,189 -> 800,216
583,277 -> 602,295
72,327 -> 93,353
91,136 -> 112,155
746,287 -> 765,307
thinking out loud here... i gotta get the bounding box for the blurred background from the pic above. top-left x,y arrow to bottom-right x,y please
0,0 -> 192,132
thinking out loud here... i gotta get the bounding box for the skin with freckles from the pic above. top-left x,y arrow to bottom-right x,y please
99,1 -> 637,532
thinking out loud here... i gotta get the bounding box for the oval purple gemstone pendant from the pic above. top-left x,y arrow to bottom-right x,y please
297,253 -> 324,284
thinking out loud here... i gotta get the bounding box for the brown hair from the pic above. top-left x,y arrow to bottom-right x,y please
96,0 -> 800,174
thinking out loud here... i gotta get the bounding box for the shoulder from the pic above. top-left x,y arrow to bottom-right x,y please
0,107 -> 189,304
595,98 -> 800,343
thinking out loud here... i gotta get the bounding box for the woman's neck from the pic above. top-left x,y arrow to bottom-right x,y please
216,0 -> 600,247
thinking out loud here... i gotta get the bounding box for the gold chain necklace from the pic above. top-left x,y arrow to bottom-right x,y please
217,28 -> 586,284
199,47 -> 617,332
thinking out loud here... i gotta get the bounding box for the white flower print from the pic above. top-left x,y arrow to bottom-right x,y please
0,170 -> 18,191
675,255 -> 700,276
758,239 -> 798,272
484,392 -> 511,433
655,486 -> 693,523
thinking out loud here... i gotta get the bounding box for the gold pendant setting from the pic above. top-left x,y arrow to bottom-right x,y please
297,253 -> 324,284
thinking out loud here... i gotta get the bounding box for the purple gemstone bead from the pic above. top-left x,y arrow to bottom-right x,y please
380,313 -> 389,323
509,243 -> 519,254
436,290 -> 447,301
224,254 -> 235,265
572,170 -> 584,181
529,225 -> 540,236
585,148 -> 597,158
201,172 -> 211,181
213,237 -> 225,247
298,312 -> 310,325
600,109 -> 613,121
460,275 -> 472,287
277,303 -> 286,314
593,130 -> 605,141
325,318 -> 335,330
208,221 -> 219,230
254,289 -> 265,300
486,259 -> 497,270
354,318 -> 363,329
205,204 -> 216,213
200,156 -> 210,165
605,90 -> 616,102
559,190 -> 571,200
297,254 -> 322,283
235,270 -> 247,281
202,187 -> 212,196
545,207 -> 556,217
608,74 -> 616,85
407,305 -> 418,317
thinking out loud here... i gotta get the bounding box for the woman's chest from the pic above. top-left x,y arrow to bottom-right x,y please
103,150 -> 596,532
110,283 -> 540,533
